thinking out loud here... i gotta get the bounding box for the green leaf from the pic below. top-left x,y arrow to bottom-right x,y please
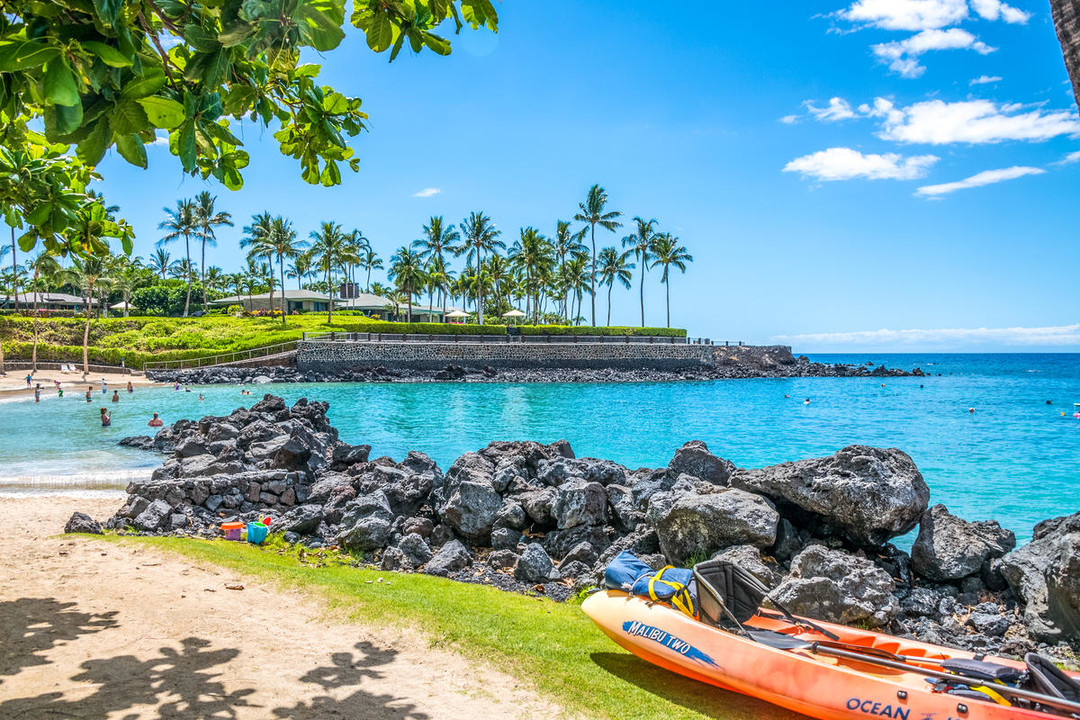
47,101 -> 84,136
294,2 -> 345,52
183,24 -> 222,53
121,70 -> 166,98
44,60 -> 80,106
218,21 -> 256,47
0,40 -> 59,71
80,41 -> 132,67
366,10 -> 394,52
76,118 -> 110,166
110,98 -> 150,135
422,32 -> 451,55
136,96 -> 185,129
26,203 -> 52,226
320,159 -> 340,186
18,231 -> 38,253
177,120 -> 197,172
92,0 -> 123,27
115,133 -> 148,168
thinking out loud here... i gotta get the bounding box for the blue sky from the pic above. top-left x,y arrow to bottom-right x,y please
86,0 -> 1080,351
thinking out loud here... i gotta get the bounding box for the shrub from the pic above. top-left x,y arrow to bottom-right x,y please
517,325 -> 687,338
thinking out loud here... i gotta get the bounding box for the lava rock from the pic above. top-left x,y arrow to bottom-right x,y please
424,540 -> 472,577
1000,511 -> 1080,642
514,543 -> 556,583
731,445 -> 929,549
771,545 -> 899,628
64,512 -> 103,534
133,499 -> 173,532
334,492 -> 394,551
911,504 -> 1016,582
552,479 -> 608,529
667,441 -> 734,486
655,488 -> 779,565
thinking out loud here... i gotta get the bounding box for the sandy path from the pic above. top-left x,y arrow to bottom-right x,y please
0,496 -> 564,719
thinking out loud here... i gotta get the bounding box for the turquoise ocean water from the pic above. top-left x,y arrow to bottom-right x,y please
0,353 -> 1077,542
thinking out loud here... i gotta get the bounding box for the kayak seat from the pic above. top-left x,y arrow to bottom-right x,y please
693,559 -> 769,628
1026,653 -> 1080,702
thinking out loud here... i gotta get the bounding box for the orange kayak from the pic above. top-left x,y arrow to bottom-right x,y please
583,590 -> 1080,720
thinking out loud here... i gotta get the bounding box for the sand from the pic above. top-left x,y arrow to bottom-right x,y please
0,369 -> 162,399
0,496 -> 564,719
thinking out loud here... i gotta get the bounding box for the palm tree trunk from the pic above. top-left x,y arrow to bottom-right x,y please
200,239 -> 207,315
607,284 -> 613,326
183,232 -> 192,317
82,278 -> 94,376
31,265 -> 40,371
11,227 -> 18,309
326,266 -> 333,324
279,256 -> 287,324
1051,0 -> 1080,112
639,266 -> 645,328
476,242 -> 484,325
665,279 -> 670,329
365,265 -> 371,293
589,224 -> 596,327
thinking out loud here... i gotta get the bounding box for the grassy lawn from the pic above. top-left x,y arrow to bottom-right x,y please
109,534 -> 799,720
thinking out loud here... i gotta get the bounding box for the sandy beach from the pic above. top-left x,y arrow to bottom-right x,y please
0,369 -> 162,400
0,496 -> 563,719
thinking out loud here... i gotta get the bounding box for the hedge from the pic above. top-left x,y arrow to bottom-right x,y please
329,322 -> 507,336
517,325 -> 687,338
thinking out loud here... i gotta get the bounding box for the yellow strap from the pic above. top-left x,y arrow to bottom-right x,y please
645,567 -> 696,618
970,685 -> 1011,707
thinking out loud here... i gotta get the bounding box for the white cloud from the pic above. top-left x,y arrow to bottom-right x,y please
783,147 -> 939,181
774,324 -> 1080,348
876,98 -> 1080,144
970,0 -> 1029,23
872,29 -> 994,78
780,114 -> 801,125
970,74 -> 1003,85
803,97 -> 859,122
838,0 -> 970,31
412,188 -> 441,198
1054,150 -> 1080,165
151,131 -> 170,146
915,165 -> 1044,196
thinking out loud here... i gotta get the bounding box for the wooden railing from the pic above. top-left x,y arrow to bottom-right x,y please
142,340 -> 299,371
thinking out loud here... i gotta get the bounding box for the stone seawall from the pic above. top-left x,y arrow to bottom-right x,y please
295,339 -> 713,372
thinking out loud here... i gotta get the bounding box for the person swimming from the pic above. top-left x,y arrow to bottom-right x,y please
112,390 -> 120,402
148,412 -> 163,427
969,407 -> 975,414
100,408 -> 111,426
803,398 -> 810,405
198,393 -> 204,401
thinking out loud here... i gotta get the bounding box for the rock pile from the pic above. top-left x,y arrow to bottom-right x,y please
96,395 -> 1079,659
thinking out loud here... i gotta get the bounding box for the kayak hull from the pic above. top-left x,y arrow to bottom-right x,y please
583,590 -> 1068,720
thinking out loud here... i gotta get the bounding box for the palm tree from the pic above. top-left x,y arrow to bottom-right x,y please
622,217 -> 657,328
458,211 -> 503,324
157,199 -> 199,316
203,266 -> 225,301
650,233 -> 692,329
111,256 -> 146,318
150,248 -> 173,279
27,250 -> 60,370
553,220 -> 587,319
309,221 -> 348,323
564,252 -> 591,326
287,251 -> 312,291
359,248 -> 382,293
573,184 -> 622,327
509,227 -> 555,324
597,247 -> 634,327
269,217 -> 306,322
388,247 -> 427,322
192,192 -> 233,315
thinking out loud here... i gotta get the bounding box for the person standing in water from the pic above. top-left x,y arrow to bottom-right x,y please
34,384 -> 41,403
127,380 -> 134,393
111,390 -> 120,403
101,378 -> 107,394
100,408 -> 111,426
148,412 -> 163,427
85,386 -> 93,402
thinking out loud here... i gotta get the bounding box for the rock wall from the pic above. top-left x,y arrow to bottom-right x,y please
96,394 -> 1080,661
296,339 -> 714,372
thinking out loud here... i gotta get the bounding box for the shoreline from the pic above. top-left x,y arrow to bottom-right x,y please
0,369 -> 164,400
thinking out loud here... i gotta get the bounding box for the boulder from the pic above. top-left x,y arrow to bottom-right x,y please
667,441 -> 734,486
334,492 -> 394,551
424,540 -> 472,577
396,533 -> 433,566
552,480 -> 608,529
910,504 -> 1016,582
64,512 -> 103,535
655,488 -> 779,565
438,479 -> 502,541
331,443 -> 372,469
491,527 -> 523,551
514,543 -> 556,583
518,488 -> 557,528
488,549 -> 519,570
118,435 -> 156,452
133,499 -> 173,532
731,446 -> 929,549
279,505 -> 324,535
711,545 -> 782,587
771,545 -> 899,628
1000,511 -> 1080,642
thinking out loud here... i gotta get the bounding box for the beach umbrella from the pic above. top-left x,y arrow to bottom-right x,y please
501,309 -> 526,318
445,310 -> 469,318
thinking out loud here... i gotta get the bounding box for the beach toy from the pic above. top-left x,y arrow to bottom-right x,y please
247,521 -> 269,544
221,522 -> 244,541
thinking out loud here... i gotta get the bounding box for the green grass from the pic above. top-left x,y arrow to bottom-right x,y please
102,534 -> 796,720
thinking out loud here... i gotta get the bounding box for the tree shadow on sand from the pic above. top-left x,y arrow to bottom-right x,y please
271,640 -> 431,720
0,636 -> 257,719
0,597 -> 119,684
590,652 -> 808,720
